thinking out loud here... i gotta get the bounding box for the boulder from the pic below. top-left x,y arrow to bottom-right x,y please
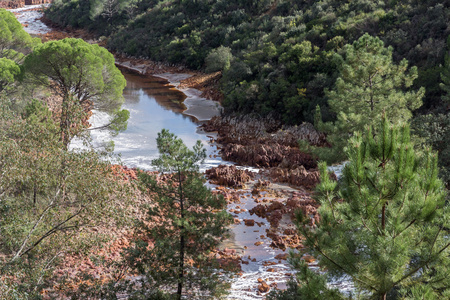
257,280 -> 270,293
205,165 -> 254,188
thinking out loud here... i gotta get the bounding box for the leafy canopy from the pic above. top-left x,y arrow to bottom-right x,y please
412,113 -> 450,187
440,36 -> 450,105
0,8 -> 39,62
296,117 -> 449,299
0,8 -> 39,96
24,38 -> 126,111
46,1 -> 450,124
23,38 -> 128,146
0,57 -> 20,93
309,34 -> 425,163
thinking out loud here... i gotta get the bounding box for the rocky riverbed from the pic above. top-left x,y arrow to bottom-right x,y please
10,6 -> 347,298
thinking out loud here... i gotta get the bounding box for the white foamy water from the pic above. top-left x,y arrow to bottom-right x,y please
213,187 -> 296,299
9,4 -> 51,35
328,162 -> 348,179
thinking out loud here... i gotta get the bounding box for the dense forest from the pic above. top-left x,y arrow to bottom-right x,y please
46,0 -> 450,181
1,1 -> 449,299
46,0 -> 448,120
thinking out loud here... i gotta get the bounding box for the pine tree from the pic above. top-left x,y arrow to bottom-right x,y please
311,34 -> 425,163
0,9 -> 39,62
412,113 -> 450,187
327,33 -> 424,134
293,117 -> 449,299
127,129 -> 232,299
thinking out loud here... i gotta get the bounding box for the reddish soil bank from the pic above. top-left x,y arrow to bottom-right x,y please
39,17 -> 224,102
1,0 -> 51,9
44,165 -> 242,298
205,165 -> 255,188
1,0 -> 24,8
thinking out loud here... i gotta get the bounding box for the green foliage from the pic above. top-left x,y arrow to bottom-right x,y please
0,8 -> 39,96
108,108 -> 130,135
440,36 -> 450,105
328,33 -> 424,135
24,38 -> 126,111
0,57 -> 20,93
267,257 -> 343,300
23,38 -> 128,146
45,0 -> 450,124
0,96 -> 127,298
0,8 -> 39,62
205,46 -> 233,73
126,129 -> 232,299
412,113 -> 450,187
297,117 -> 449,299
309,34 -> 424,163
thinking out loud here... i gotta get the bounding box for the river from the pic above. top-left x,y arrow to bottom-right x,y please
83,67 -> 294,299
78,68 -> 226,171
11,5 -> 353,299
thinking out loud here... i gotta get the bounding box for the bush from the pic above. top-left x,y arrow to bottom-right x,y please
205,46 -> 233,73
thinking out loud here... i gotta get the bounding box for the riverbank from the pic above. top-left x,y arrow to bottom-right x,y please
0,1 -> 51,9
39,15 -> 224,104
11,6 -> 333,298
37,13 -> 224,122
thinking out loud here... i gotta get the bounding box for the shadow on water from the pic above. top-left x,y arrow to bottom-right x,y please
119,68 -> 189,116
84,68 -> 225,171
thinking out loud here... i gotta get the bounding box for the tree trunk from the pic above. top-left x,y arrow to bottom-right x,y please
177,171 -> 185,299
380,292 -> 386,300
60,96 -> 70,150
177,235 -> 185,299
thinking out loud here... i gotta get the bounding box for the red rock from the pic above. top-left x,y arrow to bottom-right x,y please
275,253 -> 288,260
283,228 -> 296,235
205,165 -> 255,188
257,281 -> 270,293
269,165 -> 320,188
223,248 -> 236,255
254,179 -> 271,188
302,255 -> 316,263
244,219 -> 255,226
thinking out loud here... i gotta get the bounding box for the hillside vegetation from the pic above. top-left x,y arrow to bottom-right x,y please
2,3 -> 449,298
45,0 -> 450,183
46,0 -> 450,122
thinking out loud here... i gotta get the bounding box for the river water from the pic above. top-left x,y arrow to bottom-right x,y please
11,5 -> 354,299
83,69 -> 226,171
87,68 -> 293,299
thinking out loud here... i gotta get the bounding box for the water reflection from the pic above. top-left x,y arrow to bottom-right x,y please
82,69 -> 225,171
